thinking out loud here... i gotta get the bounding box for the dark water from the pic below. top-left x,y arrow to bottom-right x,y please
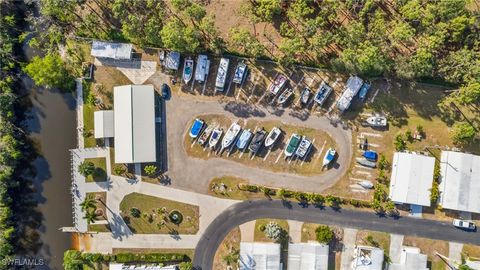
23,81 -> 77,269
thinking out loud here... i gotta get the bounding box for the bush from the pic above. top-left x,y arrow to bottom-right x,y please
23,53 -> 75,91
264,222 -> 282,241
450,122 -> 476,145
130,207 -> 141,218
144,165 -> 157,176
259,224 -> 266,231
394,134 -> 407,151
315,225 -> 334,244
78,161 -> 95,177
405,130 -> 413,142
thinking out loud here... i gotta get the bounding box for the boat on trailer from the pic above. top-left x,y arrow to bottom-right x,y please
356,157 -> 376,168
295,136 -> 312,159
323,148 -> 336,166
233,61 -> 248,84
209,128 -> 223,149
358,180 -> 374,189
363,150 -> 378,161
221,122 -> 241,150
358,82 -> 371,100
215,57 -> 229,91
248,128 -> 266,154
366,115 -> 387,127
236,129 -> 253,150
313,81 -> 333,106
183,58 -> 194,84
189,118 -> 204,139
277,88 -> 293,105
300,87 -> 311,105
284,133 -> 301,157
198,125 -> 214,146
268,74 -> 288,95
264,127 -> 281,148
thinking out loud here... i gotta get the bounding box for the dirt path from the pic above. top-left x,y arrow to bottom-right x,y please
164,94 -> 352,194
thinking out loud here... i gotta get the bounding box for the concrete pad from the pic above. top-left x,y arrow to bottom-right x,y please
287,220 -> 303,243
239,221 -> 256,242
116,61 -> 157,84
448,242 -> 463,268
340,228 -> 358,270
389,234 -> 404,263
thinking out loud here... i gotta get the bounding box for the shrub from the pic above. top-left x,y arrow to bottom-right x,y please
113,165 -> 126,175
130,207 -> 141,218
394,134 -> 407,151
315,225 -> 334,244
78,161 -> 95,177
264,222 -> 282,241
144,165 -> 157,176
405,130 -> 413,142
366,235 -> 379,247
450,122 -> 476,145
378,154 -> 389,170
259,224 -> 266,232
245,184 -> 259,192
309,194 -> 325,206
23,53 -> 75,91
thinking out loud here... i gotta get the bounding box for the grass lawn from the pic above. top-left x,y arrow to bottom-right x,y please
119,192 -> 199,234
403,236 -> 448,270
84,158 -> 107,182
83,102 -> 97,148
88,224 -> 110,233
463,244 -> 480,260
356,230 -> 391,262
185,114 -> 336,176
253,219 -> 289,242
112,248 -> 195,259
213,227 -> 241,270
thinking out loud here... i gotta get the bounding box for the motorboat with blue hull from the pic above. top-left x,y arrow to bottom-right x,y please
323,148 -> 336,166
189,118 -> 204,138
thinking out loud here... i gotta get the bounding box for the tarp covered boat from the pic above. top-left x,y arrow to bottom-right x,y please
356,157 -> 376,168
363,150 -> 378,161
358,82 -> 371,100
236,129 -> 252,150
313,81 -> 333,106
189,119 -> 204,138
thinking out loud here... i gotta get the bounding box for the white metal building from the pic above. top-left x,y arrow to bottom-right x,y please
239,242 -> 281,270
94,110 -> 114,138
439,151 -> 480,213
91,40 -> 132,60
388,246 -> 428,270
336,76 -> 363,112
389,152 -> 435,207
287,243 -> 329,270
351,246 -> 384,270
113,85 -> 156,163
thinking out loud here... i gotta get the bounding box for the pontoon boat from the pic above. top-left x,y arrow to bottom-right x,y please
295,136 -> 312,159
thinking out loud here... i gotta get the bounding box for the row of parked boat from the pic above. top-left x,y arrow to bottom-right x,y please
182,55 -> 248,92
189,118 -> 338,166
356,150 -> 378,168
267,73 -> 335,107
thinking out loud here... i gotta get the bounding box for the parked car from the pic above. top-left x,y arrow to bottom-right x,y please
161,83 -> 171,100
452,219 -> 476,230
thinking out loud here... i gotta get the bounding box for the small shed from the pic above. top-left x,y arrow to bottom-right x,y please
164,51 -> 181,71
91,40 -> 132,60
94,110 -> 114,138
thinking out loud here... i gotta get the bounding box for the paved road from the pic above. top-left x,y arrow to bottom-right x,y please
192,199 -> 480,269
160,94 -> 352,194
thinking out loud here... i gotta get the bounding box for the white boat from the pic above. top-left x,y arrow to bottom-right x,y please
322,148 -> 336,166
268,74 -> 288,95
221,122 -> 241,149
264,127 -> 281,148
236,129 -> 252,150
313,81 -> 333,106
197,125 -> 213,146
209,128 -> 223,149
277,88 -> 293,105
183,58 -> 194,84
195,54 -> 210,83
233,61 -> 247,84
356,157 -> 376,168
295,136 -> 312,158
284,133 -> 301,157
215,57 -> 229,91
366,116 -> 387,127
337,76 -> 364,112
300,87 -> 311,105
358,180 -> 374,189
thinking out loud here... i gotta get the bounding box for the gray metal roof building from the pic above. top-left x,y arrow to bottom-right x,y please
439,151 -> 480,213
239,242 -> 281,270
287,243 -> 328,270
91,40 -> 132,60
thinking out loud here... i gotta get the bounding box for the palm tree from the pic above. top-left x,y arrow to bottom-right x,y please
80,196 -> 96,212
83,210 -> 97,225
78,161 -> 95,177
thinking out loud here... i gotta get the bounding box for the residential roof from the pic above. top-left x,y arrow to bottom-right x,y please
352,246 -> 384,270
336,76 -> 363,111
114,85 -> 156,163
389,246 -> 428,270
389,152 -> 435,206
439,151 -> 480,213
94,110 -> 114,138
164,51 -> 180,70
91,40 -> 132,60
288,243 -> 329,270
239,242 -> 281,270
